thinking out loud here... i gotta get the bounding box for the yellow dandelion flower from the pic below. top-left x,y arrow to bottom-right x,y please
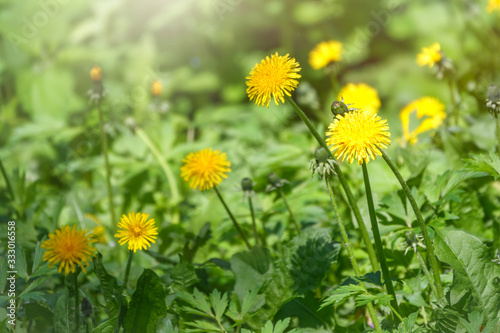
114,212 -> 158,253
181,148 -> 231,191
309,40 -> 343,70
400,97 -> 446,145
326,110 -> 391,165
416,43 -> 442,68
488,0 -> 500,12
41,225 -> 96,275
85,213 -> 107,244
151,80 -> 162,96
90,66 -> 102,81
337,83 -> 381,114
246,52 -> 301,108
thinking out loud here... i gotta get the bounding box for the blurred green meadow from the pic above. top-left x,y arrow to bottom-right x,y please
1,0 -> 500,332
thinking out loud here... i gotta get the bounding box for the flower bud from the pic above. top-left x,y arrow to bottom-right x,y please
151,80 -> 162,97
241,177 -> 253,192
268,172 -> 282,188
488,85 -> 500,103
90,66 -> 102,82
314,147 -> 330,164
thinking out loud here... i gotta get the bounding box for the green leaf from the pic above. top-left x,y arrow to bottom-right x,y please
93,316 -> 117,333
354,294 -> 377,307
210,289 -> 228,320
17,276 -> 48,300
231,246 -> 272,300
31,238 -> 46,275
458,311 -> 483,333
123,269 -> 167,333
93,253 -> 120,317
320,285 -> 366,309
185,320 -> 222,332
464,153 -> 500,180
434,229 -> 500,322
15,246 -> 28,281
53,292 -> 74,333
170,260 -> 200,291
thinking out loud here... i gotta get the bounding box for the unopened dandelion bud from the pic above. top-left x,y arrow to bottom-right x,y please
151,80 -> 162,96
90,66 -> 102,82
314,147 -> 330,164
241,177 -> 253,192
268,172 -> 283,187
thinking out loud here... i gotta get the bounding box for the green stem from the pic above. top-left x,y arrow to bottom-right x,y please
73,273 -> 80,330
361,163 -> 399,315
380,150 -> 443,298
496,114 -> 500,158
447,78 -> 459,126
97,101 -> 116,225
135,127 -> 181,206
388,304 -> 404,323
213,186 -> 252,250
416,249 -> 439,298
278,187 -> 301,235
248,196 -> 259,246
123,250 -> 134,290
0,157 -> 14,202
284,95 -> 380,272
325,176 -> 382,333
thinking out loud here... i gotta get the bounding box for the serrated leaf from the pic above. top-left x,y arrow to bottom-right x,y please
123,269 -> 167,333
15,246 -> 28,281
17,276 -> 48,300
171,261 -> 200,291
210,289 -> 228,320
355,271 -> 382,286
458,311 -> 484,333
435,229 -> 500,322
185,319 -> 222,332
320,285 -> 366,309
262,318 -> 290,333
93,253 -> 120,317
355,294 -> 377,307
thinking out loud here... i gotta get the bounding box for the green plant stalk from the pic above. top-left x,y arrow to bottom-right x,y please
284,95 -> 380,272
325,176 -> 382,333
361,163 -> 399,314
123,250 -> 134,289
278,187 -> 301,235
73,273 -> 80,330
97,101 -> 116,225
214,186 -> 252,250
135,127 -> 181,206
447,78 -> 460,126
495,114 -> 500,157
416,249 -> 439,298
388,304 -> 404,323
0,157 -> 14,201
380,150 -> 443,298
248,196 -> 259,246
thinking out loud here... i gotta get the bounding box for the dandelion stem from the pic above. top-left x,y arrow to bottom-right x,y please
361,162 -> 399,315
380,150 -> 443,298
73,272 -> 80,330
416,249 -> 439,298
325,176 -> 382,333
447,78 -> 460,126
0,158 -> 14,202
284,95 -> 380,272
495,114 -> 500,157
123,250 -> 134,289
278,187 -> 301,235
248,196 -> 260,246
135,127 -> 180,206
213,186 -> 252,250
97,101 -> 116,225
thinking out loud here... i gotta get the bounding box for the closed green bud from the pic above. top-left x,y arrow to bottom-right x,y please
314,147 -> 330,164
241,177 -> 253,191
268,172 -> 282,187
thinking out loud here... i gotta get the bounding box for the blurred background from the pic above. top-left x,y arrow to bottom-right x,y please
0,0 -> 499,259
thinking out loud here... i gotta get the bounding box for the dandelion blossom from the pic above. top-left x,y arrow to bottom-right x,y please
400,97 -> 446,145
487,0 -> 500,12
246,53 -> 301,107
90,66 -> 102,81
114,212 -> 158,253
309,40 -> 343,70
416,43 -> 442,67
42,226 -> 96,275
181,148 -> 231,191
337,83 -> 381,114
326,111 -> 391,165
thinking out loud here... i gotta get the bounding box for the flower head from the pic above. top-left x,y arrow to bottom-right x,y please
246,53 -> 301,107
326,111 -> 391,165
337,83 -> 381,114
181,148 -> 231,191
487,0 -> 500,12
114,212 -> 158,253
90,66 -> 102,82
151,80 -> 162,96
41,225 -> 96,275
400,97 -> 446,145
309,40 -> 342,70
416,43 -> 442,68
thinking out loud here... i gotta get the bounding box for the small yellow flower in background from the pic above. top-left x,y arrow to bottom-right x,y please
487,0 -> 500,12
416,43 -> 442,68
309,40 -> 343,70
41,225 -> 96,275
337,83 -> 381,114
90,66 -> 102,82
114,212 -> 158,253
246,52 -> 301,107
85,213 -> 107,244
181,148 -> 231,191
400,97 -> 446,145
326,111 -> 391,165
151,80 -> 162,96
